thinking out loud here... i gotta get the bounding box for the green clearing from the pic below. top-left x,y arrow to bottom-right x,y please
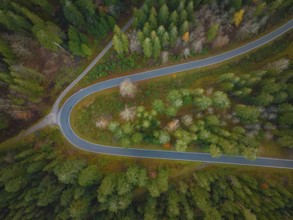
71,32 -> 293,159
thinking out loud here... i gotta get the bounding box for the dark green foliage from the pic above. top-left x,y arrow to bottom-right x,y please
231,0 -> 242,10
0,129 -> 292,219
132,0 -> 197,57
235,105 -> 260,124
32,22 -> 63,51
78,165 -> 102,187
54,159 -> 86,184
0,0 -> 124,141
86,55 -> 136,82
68,26 -> 92,57
0,113 -> 9,130
62,0 -> 86,29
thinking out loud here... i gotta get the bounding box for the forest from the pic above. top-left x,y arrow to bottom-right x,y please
0,0 -> 132,141
113,0 -> 292,61
1,0 -> 292,141
0,128 -> 292,219
0,0 -> 292,219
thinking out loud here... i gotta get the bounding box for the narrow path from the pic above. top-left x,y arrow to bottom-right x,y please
58,20 -> 293,169
22,18 -> 134,136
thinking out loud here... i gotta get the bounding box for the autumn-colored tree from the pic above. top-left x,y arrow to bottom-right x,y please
182,32 -> 190,42
234,9 -> 245,27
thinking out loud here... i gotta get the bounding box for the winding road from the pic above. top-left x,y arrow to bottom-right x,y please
57,19 -> 293,169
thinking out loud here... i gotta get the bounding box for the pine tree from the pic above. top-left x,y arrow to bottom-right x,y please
143,37 -> 152,58
149,13 -> 157,30
30,0 -> 53,13
137,31 -> 144,44
159,4 -> 169,25
32,22 -> 63,51
0,37 -> 15,64
179,10 -> 188,26
143,22 -> 151,37
75,0 -> 96,16
136,7 -> 148,29
113,25 -> 129,55
62,0 -> 85,29
170,11 -> 178,26
157,25 -> 165,39
212,91 -> 231,109
68,26 -> 81,55
169,25 -> 178,46
187,1 -> 195,20
15,3 -> 44,25
0,9 -> 31,33
162,31 -> 170,48
121,32 -> 129,54
113,35 -> 124,55
53,159 -> 86,184
181,21 -> 189,35
207,23 -> 219,42
153,36 -> 161,59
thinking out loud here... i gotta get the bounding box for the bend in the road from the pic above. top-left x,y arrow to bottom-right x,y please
59,20 -> 293,169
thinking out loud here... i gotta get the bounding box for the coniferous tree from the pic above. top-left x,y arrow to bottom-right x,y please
143,37 -> 152,58
159,4 -> 169,25
153,36 -> 161,59
62,0 -> 85,29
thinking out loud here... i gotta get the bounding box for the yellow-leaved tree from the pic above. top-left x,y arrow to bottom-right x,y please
182,32 -> 190,42
234,9 -> 245,27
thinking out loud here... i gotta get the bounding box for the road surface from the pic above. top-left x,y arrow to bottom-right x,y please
22,18 -> 134,136
58,20 -> 293,169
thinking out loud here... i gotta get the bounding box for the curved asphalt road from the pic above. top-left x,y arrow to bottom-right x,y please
59,20 -> 293,169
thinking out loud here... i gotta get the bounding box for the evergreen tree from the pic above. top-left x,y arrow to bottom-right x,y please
113,25 -> 129,55
169,25 -> 178,46
16,3 -> 44,25
75,0 -> 96,16
159,4 -> 169,25
153,36 -> 161,59
0,9 -> 32,33
143,37 -> 152,58
62,0 -> 86,29
32,22 -> 63,51
181,21 -> 189,35
207,23 -> 219,42
162,31 -> 170,48
170,11 -> 178,26
78,165 -> 102,187
187,1 -> 195,20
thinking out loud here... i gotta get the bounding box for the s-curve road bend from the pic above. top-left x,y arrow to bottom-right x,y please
59,19 -> 293,169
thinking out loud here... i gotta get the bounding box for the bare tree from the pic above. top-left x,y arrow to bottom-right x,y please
166,119 -> 180,132
161,51 -> 169,63
183,48 -> 190,58
266,58 -> 290,73
120,106 -> 136,121
119,79 -> 137,98
181,114 -> 193,126
212,34 -> 229,48
128,30 -> 141,53
95,117 -> 109,129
